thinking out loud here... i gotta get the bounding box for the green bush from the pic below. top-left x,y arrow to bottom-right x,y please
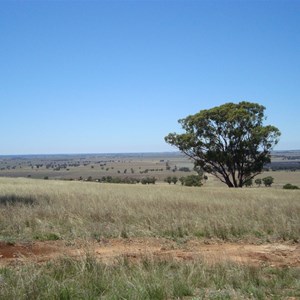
283,183 -> 299,190
255,178 -> 262,186
99,176 -> 139,184
182,175 -> 202,187
244,178 -> 253,187
164,176 -> 178,184
141,177 -> 156,185
262,176 -> 274,187
172,176 -> 178,184
164,176 -> 172,184
178,167 -> 190,172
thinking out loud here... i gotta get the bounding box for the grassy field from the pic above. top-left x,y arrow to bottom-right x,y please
0,177 -> 299,242
0,177 -> 299,299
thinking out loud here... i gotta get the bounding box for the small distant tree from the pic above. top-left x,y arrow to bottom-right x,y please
255,178 -> 262,187
262,176 -> 274,187
183,175 -> 202,187
172,176 -> 178,185
165,176 -> 172,184
178,167 -> 191,172
166,162 -> 171,171
179,177 -> 185,185
141,177 -> 156,185
148,177 -> 156,184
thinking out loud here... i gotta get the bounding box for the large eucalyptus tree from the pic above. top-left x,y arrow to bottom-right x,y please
165,102 -> 280,187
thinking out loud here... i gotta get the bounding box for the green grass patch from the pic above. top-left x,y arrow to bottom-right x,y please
0,257 -> 299,299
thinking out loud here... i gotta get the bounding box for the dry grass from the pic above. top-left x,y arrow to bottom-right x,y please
0,177 -> 299,243
0,177 -> 299,299
259,170 -> 300,187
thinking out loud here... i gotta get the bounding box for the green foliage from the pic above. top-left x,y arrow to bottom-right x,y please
165,101 -> 281,187
244,178 -> 253,187
179,177 -> 185,185
171,176 -> 178,184
255,178 -> 262,187
181,175 -> 202,187
262,176 -> 274,187
0,256 -> 299,299
178,167 -> 190,172
141,177 -> 156,184
120,228 -> 129,238
164,176 -> 172,184
99,176 -> 140,184
283,183 -> 299,190
33,232 -> 60,241
165,176 -> 178,185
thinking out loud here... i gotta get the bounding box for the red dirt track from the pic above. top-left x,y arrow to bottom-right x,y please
0,238 -> 299,267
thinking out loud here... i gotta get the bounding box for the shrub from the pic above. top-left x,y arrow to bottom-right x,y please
255,178 -> 262,187
165,177 -> 172,184
283,183 -> 299,190
141,177 -> 156,185
262,176 -> 274,187
172,176 -> 178,185
179,177 -> 185,185
182,175 -> 202,187
178,167 -> 190,172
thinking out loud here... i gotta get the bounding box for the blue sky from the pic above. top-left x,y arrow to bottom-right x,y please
1,0 -> 299,154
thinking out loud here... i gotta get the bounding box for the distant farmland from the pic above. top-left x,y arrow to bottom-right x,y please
0,151 -> 300,188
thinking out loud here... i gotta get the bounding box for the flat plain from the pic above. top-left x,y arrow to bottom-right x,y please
0,151 -> 299,299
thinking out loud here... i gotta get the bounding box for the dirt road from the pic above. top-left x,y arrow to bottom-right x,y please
0,238 -> 299,267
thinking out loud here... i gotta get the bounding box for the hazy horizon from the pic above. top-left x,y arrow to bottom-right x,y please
1,149 -> 300,158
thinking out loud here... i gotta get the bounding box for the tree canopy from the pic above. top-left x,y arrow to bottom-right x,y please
165,101 -> 281,187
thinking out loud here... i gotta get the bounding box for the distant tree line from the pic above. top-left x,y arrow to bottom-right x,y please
164,174 -> 204,187
77,176 -> 157,185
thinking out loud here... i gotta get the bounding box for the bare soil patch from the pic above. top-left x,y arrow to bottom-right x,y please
0,238 -> 299,268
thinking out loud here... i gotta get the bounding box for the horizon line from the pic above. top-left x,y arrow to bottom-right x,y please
0,149 -> 299,157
